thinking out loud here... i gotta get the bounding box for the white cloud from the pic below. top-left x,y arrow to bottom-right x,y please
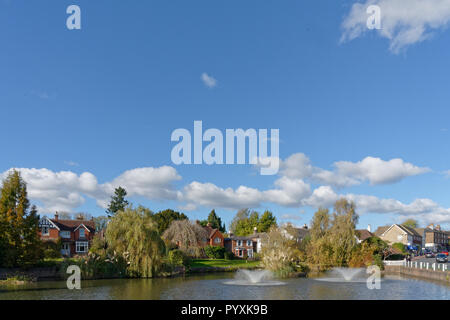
280,153 -> 429,187
341,0 -> 450,53
201,73 -> 217,88
0,166 -> 181,213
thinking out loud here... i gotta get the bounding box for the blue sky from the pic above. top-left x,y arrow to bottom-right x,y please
1,0 -> 450,230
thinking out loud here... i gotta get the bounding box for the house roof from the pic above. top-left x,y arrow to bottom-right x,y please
203,225 -> 220,239
51,219 -> 95,232
374,226 -> 390,237
398,224 -> 422,237
356,229 -> 373,241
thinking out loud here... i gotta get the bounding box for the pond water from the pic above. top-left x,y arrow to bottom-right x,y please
0,272 -> 448,300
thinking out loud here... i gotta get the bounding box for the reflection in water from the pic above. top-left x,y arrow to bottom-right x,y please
0,272 -> 448,300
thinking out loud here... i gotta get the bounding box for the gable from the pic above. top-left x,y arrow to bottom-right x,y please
39,217 -> 60,230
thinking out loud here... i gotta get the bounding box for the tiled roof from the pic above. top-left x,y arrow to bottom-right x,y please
374,226 -> 389,236
356,229 -> 373,241
203,225 -> 219,238
51,219 -> 95,232
398,224 -> 422,237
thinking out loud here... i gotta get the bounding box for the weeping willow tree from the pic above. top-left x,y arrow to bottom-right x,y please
106,206 -> 165,278
162,220 -> 208,257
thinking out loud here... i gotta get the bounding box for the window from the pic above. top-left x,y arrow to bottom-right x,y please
60,231 -> 70,239
79,228 -> 85,238
42,226 -> 49,236
237,240 -> 242,246
76,241 -> 88,253
214,237 -> 221,244
247,240 -> 252,246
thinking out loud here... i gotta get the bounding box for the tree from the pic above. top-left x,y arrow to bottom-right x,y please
260,226 -> 302,277
106,206 -> 165,278
202,209 -> 226,232
230,208 -> 276,236
153,209 -> 188,234
162,220 -> 208,257
258,210 -> 277,232
0,170 -> 43,267
106,186 -> 129,217
329,199 -> 359,266
306,199 -> 359,271
402,219 -> 418,229
93,216 -> 109,232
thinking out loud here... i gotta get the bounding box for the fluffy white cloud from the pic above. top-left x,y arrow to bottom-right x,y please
201,73 -> 217,88
341,0 -> 450,53
181,182 -> 264,210
281,153 -> 429,187
0,166 -> 181,213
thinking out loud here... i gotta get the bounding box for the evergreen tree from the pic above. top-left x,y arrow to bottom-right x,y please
106,186 -> 129,217
153,209 -> 188,234
205,209 -> 226,232
0,170 -> 42,267
258,210 -> 277,232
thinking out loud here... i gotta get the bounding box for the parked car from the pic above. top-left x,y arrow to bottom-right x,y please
436,253 -> 448,263
440,250 -> 449,256
425,251 -> 434,258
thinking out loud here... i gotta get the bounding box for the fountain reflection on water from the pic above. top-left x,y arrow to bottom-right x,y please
223,269 -> 285,286
315,267 -> 369,283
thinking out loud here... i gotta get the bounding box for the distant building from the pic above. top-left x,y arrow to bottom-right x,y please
377,224 -> 422,248
224,228 -> 265,259
38,213 -> 96,257
415,224 -> 448,250
355,228 -> 374,244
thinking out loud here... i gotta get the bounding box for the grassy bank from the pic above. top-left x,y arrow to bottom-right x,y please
189,259 -> 261,272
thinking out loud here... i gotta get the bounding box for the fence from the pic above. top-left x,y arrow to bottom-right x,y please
404,260 -> 448,272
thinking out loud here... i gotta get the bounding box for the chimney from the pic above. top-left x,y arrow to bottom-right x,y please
427,224 -> 434,230
229,232 -> 233,238
54,212 -> 59,221
367,224 -> 371,232
253,226 -> 258,234
76,214 -> 84,221
436,225 -> 441,231
303,224 -> 308,230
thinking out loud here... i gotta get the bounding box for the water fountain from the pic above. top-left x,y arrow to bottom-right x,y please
223,269 -> 285,286
314,267 -> 368,283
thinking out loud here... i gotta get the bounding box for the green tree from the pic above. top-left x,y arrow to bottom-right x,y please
106,206 -> 165,278
203,209 -> 226,232
230,209 -> 265,236
258,210 -> 277,232
153,209 -> 188,234
93,216 -> 109,232
0,170 -> 43,267
106,186 -> 129,217
402,219 -> 418,229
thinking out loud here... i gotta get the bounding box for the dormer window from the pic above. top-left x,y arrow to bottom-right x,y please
79,228 -> 85,238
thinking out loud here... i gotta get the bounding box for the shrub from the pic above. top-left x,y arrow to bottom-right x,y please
168,249 -> 185,266
204,246 -> 226,259
392,243 -> 406,254
43,240 -> 62,259
224,251 -> 234,260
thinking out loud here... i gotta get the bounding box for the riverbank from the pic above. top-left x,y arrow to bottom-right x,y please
384,265 -> 450,282
0,259 -> 263,282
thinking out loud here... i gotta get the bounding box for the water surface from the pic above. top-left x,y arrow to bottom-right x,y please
0,273 -> 448,300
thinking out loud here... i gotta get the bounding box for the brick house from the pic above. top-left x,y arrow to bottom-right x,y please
224,229 -> 265,259
415,225 -> 449,251
202,223 -> 225,247
38,213 -> 96,257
